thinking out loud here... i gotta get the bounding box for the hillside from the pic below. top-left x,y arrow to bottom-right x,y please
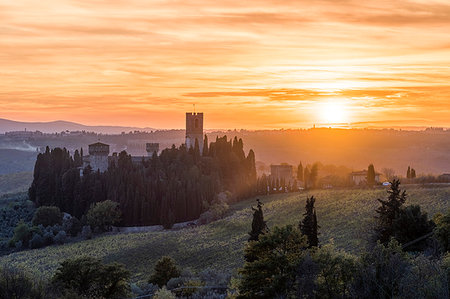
0,172 -> 33,196
1,186 -> 449,283
0,149 -> 37,175
0,118 -> 155,134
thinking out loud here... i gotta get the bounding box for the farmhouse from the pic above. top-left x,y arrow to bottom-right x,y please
350,170 -> 381,185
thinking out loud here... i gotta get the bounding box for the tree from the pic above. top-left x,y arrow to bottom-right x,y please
374,179 -> 407,244
352,239 -> 411,298
87,200 -> 122,232
32,206 -> 62,227
407,166 -> 411,179
202,134 -> 209,156
239,225 -> 308,298
297,162 -> 304,182
393,205 -> 434,250
304,167 -> 310,189
248,199 -> 268,242
367,164 -> 376,186
433,209 -> 450,252
382,168 -> 395,181
309,163 -> 319,189
0,266 -> 44,299
149,256 -> 181,287
52,256 -> 130,299
411,168 -> 416,179
299,196 -> 319,248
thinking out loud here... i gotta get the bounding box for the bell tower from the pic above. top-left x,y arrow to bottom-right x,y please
186,112 -> 203,153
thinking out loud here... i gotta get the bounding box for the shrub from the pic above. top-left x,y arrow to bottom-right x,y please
154,287 -> 176,299
32,206 -> 62,227
52,256 -> 130,298
43,231 -> 54,246
149,256 -> 181,287
81,225 -> 92,239
393,205 -> 434,250
198,198 -> 229,225
87,200 -> 122,232
0,265 -> 44,299
63,216 -> 82,237
433,209 -> 450,252
29,233 -> 44,249
54,231 -> 67,245
9,221 -> 40,248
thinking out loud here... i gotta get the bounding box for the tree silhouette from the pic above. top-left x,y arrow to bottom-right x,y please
248,199 -> 268,242
375,179 -> 407,244
299,196 -> 319,247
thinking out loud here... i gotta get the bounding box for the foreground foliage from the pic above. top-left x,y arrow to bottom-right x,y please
0,186 -> 448,282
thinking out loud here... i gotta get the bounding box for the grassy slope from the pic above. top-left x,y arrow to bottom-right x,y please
1,186 -> 449,283
0,172 -> 33,196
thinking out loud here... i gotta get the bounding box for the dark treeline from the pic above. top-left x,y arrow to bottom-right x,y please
28,136 -> 256,226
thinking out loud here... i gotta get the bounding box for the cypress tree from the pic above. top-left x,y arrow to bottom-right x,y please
406,166 -> 411,179
375,179 -> 407,244
202,134 -> 209,156
411,168 -> 416,179
299,196 -> 319,247
367,164 -> 376,186
297,162 -> 304,181
248,199 -> 268,241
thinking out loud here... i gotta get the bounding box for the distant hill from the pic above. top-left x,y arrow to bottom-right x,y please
0,118 -> 155,134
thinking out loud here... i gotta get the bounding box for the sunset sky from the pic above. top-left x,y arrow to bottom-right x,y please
0,0 -> 449,129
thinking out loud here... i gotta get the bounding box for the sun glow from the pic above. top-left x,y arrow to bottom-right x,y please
318,100 -> 349,124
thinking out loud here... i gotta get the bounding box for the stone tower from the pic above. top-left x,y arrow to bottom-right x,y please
88,142 -> 109,172
186,112 -> 203,153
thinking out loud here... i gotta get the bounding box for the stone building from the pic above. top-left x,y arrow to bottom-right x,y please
186,112 -> 203,153
350,170 -> 381,185
84,142 -> 110,172
270,164 -> 295,184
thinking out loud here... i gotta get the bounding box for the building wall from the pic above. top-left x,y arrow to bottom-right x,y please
186,112 -> 203,153
270,165 -> 294,184
86,155 -> 109,172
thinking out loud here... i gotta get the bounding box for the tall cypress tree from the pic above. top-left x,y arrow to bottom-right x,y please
248,199 -> 268,241
375,179 -> 407,244
299,196 -> 319,247
202,134 -> 209,156
367,164 -> 376,186
411,168 -> 416,179
406,166 -> 411,179
297,162 -> 304,181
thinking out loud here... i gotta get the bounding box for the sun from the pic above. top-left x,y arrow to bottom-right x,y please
318,100 -> 349,124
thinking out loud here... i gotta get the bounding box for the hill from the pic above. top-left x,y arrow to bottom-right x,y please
0,149 -> 37,175
1,185 -> 448,283
0,172 -> 33,196
0,118 -> 155,134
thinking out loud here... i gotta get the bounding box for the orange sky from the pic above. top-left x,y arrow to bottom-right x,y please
0,0 -> 449,129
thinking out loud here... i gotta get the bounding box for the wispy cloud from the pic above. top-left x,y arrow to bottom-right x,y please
0,0 -> 449,128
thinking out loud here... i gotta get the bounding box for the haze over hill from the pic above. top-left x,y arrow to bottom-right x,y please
0,118 -> 155,134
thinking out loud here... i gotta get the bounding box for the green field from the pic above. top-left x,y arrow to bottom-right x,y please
1,185 -> 449,283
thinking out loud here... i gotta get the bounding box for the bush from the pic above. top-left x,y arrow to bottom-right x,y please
87,200 -> 122,232
199,198 -> 229,225
149,256 -> 181,287
54,231 -> 67,245
153,287 -> 176,299
29,233 -> 44,249
9,221 -> 40,248
393,205 -> 434,250
63,216 -> 82,237
52,256 -> 130,298
32,206 -> 62,227
43,231 -> 54,246
0,265 -> 45,299
433,209 -> 450,252
81,225 -> 92,239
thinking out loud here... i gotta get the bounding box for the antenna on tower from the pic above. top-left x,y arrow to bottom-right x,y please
193,103 -> 196,113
